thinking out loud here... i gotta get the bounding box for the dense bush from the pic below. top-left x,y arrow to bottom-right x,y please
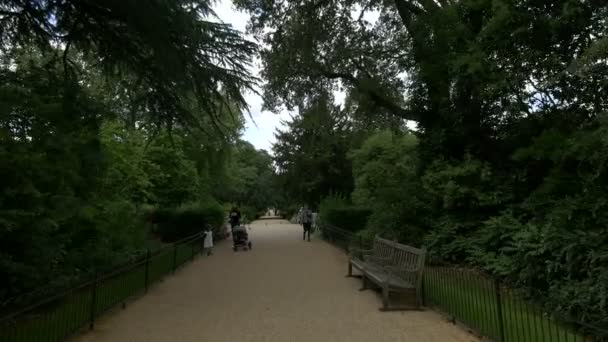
239,205 -> 258,223
278,204 -> 299,220
318,195 -> 371,233
322,208 -> 372,232
149,201 -> 225,242
350,131 -> 429,245
347,124 -> 608,327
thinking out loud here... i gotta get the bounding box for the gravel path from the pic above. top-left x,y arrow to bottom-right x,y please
75,220 -> 478,342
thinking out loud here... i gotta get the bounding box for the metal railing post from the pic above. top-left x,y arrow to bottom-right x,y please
421,273 -> 426,307
191,236 -> 196,260
172,243 -> 178,273
144,249 -> 151,293
494,279 -> 506,342
89,271 -> 98,330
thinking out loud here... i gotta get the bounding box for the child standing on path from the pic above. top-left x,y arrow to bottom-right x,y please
203,226 -> 214,256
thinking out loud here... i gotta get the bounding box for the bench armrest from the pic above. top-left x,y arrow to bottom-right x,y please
349,247 -> 373,258
364,255 -> 392,264
350,247 -> 373,254
384,265 -> 420,273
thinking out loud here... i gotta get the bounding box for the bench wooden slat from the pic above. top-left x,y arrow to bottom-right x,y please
365,268 -> 412,289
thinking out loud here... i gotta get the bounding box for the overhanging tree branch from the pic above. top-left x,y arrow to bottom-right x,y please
394,0 -> 425,17
313,66 -> 417,121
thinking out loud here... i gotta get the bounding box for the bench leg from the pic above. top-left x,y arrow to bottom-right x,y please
379,289 -> 425,311
346,262 -> 352,277
416,288 -> 422,309
359,276 -> 368,291
380,285 -> 389,311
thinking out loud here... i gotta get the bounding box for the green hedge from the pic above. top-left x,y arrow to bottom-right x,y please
239,205 -> 257,223
280,204 -> 299,220
318,195 -> 372,233
148,201 -> 225,242
322,207 -> 372,232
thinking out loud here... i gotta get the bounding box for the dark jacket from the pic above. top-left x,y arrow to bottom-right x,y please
229,210 -> 241,226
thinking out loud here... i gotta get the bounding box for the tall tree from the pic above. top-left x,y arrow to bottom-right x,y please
1,0 -> 257,127
237,0 -> 608,330
236,0 -> 608,159
273,93 -> 353,206
0,0 -> 261,304
218,141 -> 278,211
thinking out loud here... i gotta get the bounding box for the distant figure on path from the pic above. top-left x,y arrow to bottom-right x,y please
229,207 -> 241,229
202,226 -> 214,256
301,206 -> 313,242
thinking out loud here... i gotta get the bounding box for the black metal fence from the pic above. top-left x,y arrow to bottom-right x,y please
318,223 -> 607,342
0,232 -> 205,342
2,224 -> 605,342
423,267 -> 607,342
318,223 -> 360,251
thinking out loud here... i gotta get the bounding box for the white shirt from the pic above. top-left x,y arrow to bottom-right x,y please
203,230 -> 214,248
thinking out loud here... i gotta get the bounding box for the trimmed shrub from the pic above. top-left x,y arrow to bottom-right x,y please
279,204 -> 299,220
318,195 -> 371,233
150,201 -> 225,242
239,205 -> 256,223
322,208 -> 372,232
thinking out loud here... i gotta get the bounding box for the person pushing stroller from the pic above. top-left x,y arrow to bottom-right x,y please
228,207 -> 252,251
229,206 -> 241,243
229,207 -> 241,230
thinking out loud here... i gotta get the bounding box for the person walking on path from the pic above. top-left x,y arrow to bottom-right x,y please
202,226 -> 214,256
301,206 -> 313,242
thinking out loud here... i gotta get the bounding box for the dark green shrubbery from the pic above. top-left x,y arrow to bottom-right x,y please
149,201 -> 225,242
348,127 -> 608,327
239,205 -> 258,223
350,131 -> 429,246
323,208 -> 372,232
279,204 -> 299,220
318,195 -> 371,233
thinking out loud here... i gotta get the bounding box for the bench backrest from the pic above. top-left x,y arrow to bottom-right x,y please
391,242 -> 426,287
371,235 -> 426,286
392,243 -> 425,270
372,236 -> 396,260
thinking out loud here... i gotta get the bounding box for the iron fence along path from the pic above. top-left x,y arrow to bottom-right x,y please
0,232 -> 206,342
318,223 -> 607,342
2,224 -> 606,342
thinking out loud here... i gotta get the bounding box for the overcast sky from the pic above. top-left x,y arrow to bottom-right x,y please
212,0 -> 290,153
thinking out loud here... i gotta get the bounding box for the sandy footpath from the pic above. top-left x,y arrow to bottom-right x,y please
75,220 -> 478,342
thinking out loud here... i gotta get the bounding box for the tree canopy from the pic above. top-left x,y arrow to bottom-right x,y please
273,93 -> 354,207
2,0 -> 608,333
238,0 -> 608,330
0,2 -> 276,310
1,0 -> 257,126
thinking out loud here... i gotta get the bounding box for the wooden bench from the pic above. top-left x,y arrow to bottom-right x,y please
347,236 -> 426,311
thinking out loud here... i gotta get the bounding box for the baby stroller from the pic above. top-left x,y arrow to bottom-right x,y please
232,224 -> 252,251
